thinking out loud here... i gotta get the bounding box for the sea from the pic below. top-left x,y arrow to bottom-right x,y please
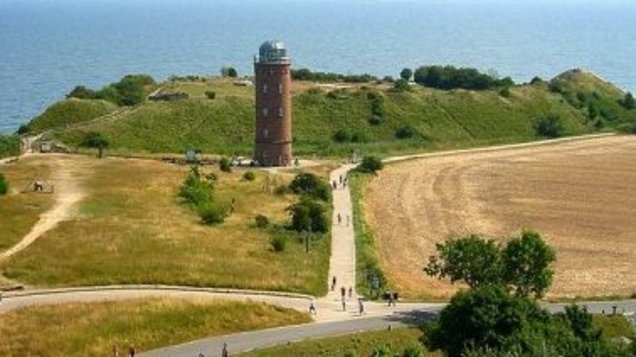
1,0 -> 635,133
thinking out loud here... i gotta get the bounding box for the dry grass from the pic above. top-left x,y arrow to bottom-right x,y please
1,156 -> 331,295
363,136 -> 636,300
0,157 -> 55,251
0,298 -> 310,356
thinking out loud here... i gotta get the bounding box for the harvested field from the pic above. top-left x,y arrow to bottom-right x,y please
364,135 -> 636,300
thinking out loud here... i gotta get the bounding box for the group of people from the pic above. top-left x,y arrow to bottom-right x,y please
332,174 -> 349,190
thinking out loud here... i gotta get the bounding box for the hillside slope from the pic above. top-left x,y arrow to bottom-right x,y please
31,69 -> 636,157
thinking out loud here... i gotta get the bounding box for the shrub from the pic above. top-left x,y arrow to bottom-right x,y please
357,156 -> 384,174
332,129 -> 351,143
219,157 -> 231,172
534,114 -> 564,138
221,66 -> 238,78
289,173 -> 331,201
197,202 -> 227,225
205,91 -> 216,100
499,87 -> 511,98
242,170 -> 256,181
617,121 -> 636,134
382,76 -> 395,83
16,124 -> 29,135
413,65 -> 514,90
0,173 -> 8,195
619,92 -> 635,110
255,214 -> 269,228
395,126 -> 416,139
368,115 -> 384,126
400,68 -> 413,81
393,78 -> 411,92
179,168 -> 214,206
287,199 -> 328,233
270,235 -> 286,252
350,131 -> 367,143
530,76 -> 543,84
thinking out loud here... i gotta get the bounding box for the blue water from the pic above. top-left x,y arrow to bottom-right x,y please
1,0 -> 635,133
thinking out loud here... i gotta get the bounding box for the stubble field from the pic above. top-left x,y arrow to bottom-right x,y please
363,135 -> 636,300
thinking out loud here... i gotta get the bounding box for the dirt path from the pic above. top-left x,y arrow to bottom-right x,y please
0,155 -> 88,261
365,134 -> 636,299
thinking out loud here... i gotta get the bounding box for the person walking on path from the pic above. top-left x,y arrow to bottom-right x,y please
339,174 -> 343,184
348,286 -> 353,299
337,213 -> 342,225
340,286 -> 346,300
332,181 -> 337,189
346,215 -> 350,227
342,297 -> 346,311
358,298 -> 365,315
309,299 -> 317,314
331,276 -> 337,291
221,342 -> 229,357
128,345 -> 136,357
388,292 -> 395,307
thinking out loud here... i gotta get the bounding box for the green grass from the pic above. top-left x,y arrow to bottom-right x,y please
0,157 -> 54,251
0,134 -> 20,159
241,327 -> 436,357
0,298 -> 310,356
26,98 -> 117,133
1,157 -> 330,295
593,314 -> 635,340
35,70 -> 635,158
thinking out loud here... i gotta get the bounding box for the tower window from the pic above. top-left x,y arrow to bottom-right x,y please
263,129 -> 269,139
262,107 -> 268,117
278,107 -> 284,117
263,84 -> 268,94
278,84 -> 283,94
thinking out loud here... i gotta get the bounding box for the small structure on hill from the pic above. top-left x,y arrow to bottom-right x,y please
253,40 -> 293,167
23,173 -> 54,194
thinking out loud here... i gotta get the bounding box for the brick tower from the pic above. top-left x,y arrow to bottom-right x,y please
254,40 -> 293,167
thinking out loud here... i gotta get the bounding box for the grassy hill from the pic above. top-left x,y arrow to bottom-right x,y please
27,69 -> 636,157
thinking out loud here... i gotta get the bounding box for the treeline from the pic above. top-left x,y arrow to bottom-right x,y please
291,68 -> 378,83
413,65 -> 514,90
66,74 -> 156,106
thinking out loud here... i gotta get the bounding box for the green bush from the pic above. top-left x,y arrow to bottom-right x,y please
499,87 -> 511,98
332,129 -> 351,143
287,199 -> 328,233
534,114 -> 565,138
270,235 -> 287,252
619,92 -> 635,109
289,173 -> 331,201
414,65 -> 514,90
242,170 -> 256,181
0,134 -> 20,159
66,74 -> 155,106
255,214 -> 269,228
0,173 -> 8,195
221,67 -> 238,78
395,126 -> 416,139
197,202 -> 227,225
219,157 -> 231,172
357,156 -> 384,174
205,91 -> 216,100
179,168 -> 214,206
393,78 -> 411,92
400,68 -> 413,81
617,121 -> 636,134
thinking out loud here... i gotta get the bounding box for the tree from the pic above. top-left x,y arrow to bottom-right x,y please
205,90 -> 216,99
400,68 -> 413,81
502,230 -> 556,298
66,85 -> 98,99
620,92 -> 635,110
289,173 -> 331,201
535,114 -> 564,138
357,156 -> 383,174
219,157 -> 232,172
15,124 -> 29,135
424,235 -> 503,288
287,199 -> 328,233
393,78 -> 411,92
0,173 -> 8,195
221,66 -> 238,78
81,131 -> 109,158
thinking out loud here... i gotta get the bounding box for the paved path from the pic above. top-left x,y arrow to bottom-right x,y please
325,164 -> 358,304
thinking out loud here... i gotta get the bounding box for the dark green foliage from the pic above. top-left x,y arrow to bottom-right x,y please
400,68 -> 413,81
179,167 -> 226,225
287,199 -> 328,233
619,92 -> 635,109
270,235 -> 287,252
393,79 -> 411,92
219,157 -> 231,172
242,170 -> 255,181
617,121 -> 636,133
502,231 -> 556,298
0,173 -> 8,195
530,76 -> 544,84
401,346 -> 422,357
289,173 -> 331,201
0,134 -> 20,159
499,87 -> 511,98
395,126 -> 416,139
357,156 -> 383,174
291,68 -> 377,83
80,131 -> 109,158
26,99 -> 116,133
424,235 -> 503,288
221,67 -> 238,78
333,129 -> 352,143
425,231 -> 555,298
66,74 -> 155,107
382,76 -> 395,83
16,124 -> 29,135
535,114 -> 564,138
255,214 -> 269,228
205,91 -> 216,100
413,65 -> 514,90
197,201 -> 227,225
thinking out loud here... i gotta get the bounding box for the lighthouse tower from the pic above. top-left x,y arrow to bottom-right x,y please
254,40 -> 293,167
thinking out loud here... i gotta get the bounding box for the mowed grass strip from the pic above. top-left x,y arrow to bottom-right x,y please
241,327 -> 436,357
0,298 -> 310,356
1,156 -> 330,295
0,157 -> 54,251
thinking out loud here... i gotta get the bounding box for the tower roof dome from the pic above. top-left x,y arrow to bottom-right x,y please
258,40 -> 289,63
